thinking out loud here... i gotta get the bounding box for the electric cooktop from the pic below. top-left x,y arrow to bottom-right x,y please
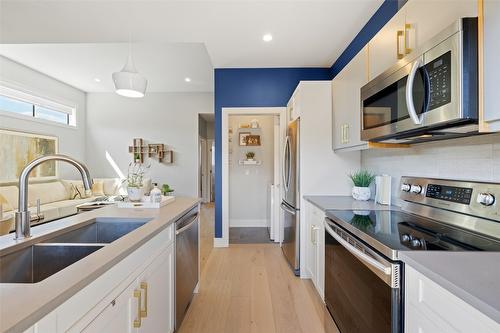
325,177 -> 500,260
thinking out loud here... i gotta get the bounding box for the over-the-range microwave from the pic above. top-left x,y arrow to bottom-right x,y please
360,17 -> 478,144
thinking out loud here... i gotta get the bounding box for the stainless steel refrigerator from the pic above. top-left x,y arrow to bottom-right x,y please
281,118 -> 300,275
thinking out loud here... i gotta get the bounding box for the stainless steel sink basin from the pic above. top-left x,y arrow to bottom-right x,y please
0,243 -> 104,283
44,218 -> 150,244
0,217 -> 150,284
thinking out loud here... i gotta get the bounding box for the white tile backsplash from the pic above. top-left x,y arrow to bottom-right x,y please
362,133 -> 500,206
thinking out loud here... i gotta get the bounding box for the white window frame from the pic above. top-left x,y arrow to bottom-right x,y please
0,83 -> 77,127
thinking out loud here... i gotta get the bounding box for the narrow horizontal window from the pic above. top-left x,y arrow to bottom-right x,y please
0,95 -> 33,116
35,105 -> 69,125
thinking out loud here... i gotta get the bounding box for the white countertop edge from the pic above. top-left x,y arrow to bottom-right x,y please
399,252 -> 500,325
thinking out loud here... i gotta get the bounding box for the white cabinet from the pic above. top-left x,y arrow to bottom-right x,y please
80,245 -> 174,333
368,9 -> 406,80
483,0 -> 500,131
405,265 -> 500,333
332,46 -> 369,151
304,201 -> 325,300
403,0 -> 476,54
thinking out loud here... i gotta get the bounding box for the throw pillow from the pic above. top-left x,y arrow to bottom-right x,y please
0,193 -> 13,213
69,183 -> 92,200
91,180 -> 105,197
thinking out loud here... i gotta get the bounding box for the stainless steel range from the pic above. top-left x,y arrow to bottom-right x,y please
324,176 -> 500,333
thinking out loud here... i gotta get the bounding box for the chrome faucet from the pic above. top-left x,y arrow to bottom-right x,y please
15,154 -> 93,240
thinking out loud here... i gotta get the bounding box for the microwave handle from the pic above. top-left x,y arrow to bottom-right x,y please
406,58 -> 424,125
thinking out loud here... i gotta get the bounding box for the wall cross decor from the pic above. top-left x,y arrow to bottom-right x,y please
128,138 -> 173,163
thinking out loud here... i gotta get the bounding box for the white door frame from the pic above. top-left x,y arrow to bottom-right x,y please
219,107 -> 287,247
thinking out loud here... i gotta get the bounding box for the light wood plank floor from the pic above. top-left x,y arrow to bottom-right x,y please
179,242 -> 339,333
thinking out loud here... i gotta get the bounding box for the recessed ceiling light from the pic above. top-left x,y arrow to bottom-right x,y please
184,77 -> 191,82
262,34 -> 273,42
94,78 -> 101,83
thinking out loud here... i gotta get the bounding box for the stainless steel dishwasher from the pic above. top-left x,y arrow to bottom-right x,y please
175,206 -> 199,330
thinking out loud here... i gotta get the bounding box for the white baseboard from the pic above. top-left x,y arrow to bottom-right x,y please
229,219 -> 269,227
213,237 -> 229,248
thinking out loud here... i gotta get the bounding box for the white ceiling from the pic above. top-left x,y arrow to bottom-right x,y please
0,43 -> 214,92
0,0 -> 384,92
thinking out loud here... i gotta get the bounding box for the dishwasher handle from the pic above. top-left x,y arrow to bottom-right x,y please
176,215 -> 198,235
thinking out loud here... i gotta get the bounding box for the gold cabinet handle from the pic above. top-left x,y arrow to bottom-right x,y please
140,282 -> 148,318
404,23 -> 412,55
133,289 -> 142,328
397,30 -> 405,59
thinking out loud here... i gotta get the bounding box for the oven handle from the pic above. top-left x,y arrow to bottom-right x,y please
406,58 -> 424,125
324,222 -> 391,275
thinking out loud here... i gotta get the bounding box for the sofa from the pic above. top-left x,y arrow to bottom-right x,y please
0,178 -> 126,233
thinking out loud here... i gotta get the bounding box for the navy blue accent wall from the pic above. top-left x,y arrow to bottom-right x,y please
213,0 -> 406,239
214,68 -> 330,237
330,0 -> 406,78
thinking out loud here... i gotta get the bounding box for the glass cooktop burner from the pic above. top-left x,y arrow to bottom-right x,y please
325,210 -> 500,252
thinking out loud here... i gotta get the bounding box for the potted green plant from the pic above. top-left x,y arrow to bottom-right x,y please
161,183 -> 174,196
125,161 -> 150,202
246,151 -> 255,161
348,170 -> 375,201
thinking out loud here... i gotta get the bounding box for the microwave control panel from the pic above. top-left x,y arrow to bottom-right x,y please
426,51 -> 452,111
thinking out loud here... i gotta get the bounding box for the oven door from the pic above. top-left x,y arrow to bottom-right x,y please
324,220 -> 402,333
361,29 -> 461,142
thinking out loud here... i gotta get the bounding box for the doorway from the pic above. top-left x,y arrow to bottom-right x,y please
198,114 -> 215,203
221,107 -> 286,247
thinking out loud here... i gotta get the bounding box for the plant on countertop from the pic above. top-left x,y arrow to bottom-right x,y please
348,170 -> 376,187
246,151 -> 255,160
125,161 -> 150,188
162,183 -> 174,195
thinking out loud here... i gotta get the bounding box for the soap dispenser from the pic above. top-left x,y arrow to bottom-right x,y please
150,183 -> 162,203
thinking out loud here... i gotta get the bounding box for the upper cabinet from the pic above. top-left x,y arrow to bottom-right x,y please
368,0 -> 477,81
368,10 -> 407,80
332,46 -> 369,151
482,0 -> 500,131
403,0 -> 477,53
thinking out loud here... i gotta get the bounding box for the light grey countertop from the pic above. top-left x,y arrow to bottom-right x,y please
303,195 -> 398,212
0,197 -> 200,333
400,251 -> 500,324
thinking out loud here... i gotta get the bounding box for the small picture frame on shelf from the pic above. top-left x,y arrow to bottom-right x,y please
239,132 -> 250,146
246,135 -> 261,146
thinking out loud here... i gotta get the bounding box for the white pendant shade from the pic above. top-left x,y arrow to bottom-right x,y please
112,53 -> 147,98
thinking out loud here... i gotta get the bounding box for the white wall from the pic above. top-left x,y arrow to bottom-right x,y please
0,56 -> 87,180
362,133 -> 500,206
229,115 -> 275,227
86,92 -> 213,197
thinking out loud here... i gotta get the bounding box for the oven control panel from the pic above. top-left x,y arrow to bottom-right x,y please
399,176 -> 500,223
425,184 -> 473,204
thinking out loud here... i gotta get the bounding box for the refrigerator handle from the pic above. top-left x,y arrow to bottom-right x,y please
282,136 -> 290,192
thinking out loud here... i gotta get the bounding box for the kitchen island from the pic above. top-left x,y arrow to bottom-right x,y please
0,197 -> 200,333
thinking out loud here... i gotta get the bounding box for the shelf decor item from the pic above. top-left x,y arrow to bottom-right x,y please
245,151 -> 255,161
125,161 -> 150,202
245,135 -> 261,146
239,132 -> 250,146
349,170 -> 375,201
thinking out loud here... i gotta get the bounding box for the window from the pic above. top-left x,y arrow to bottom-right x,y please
0,85 -> 76,126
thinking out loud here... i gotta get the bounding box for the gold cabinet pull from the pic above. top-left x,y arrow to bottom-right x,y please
133,289 -> 142,328
140,282 -> 148,318
397,30 -> 405,59
404,23 -> 412,55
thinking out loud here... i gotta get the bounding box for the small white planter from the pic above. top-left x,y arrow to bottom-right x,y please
352,186 -> 371,201
127,187 -> 145,202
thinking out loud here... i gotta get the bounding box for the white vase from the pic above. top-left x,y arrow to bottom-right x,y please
127,187 -> 144,202
352,186 -> 371,201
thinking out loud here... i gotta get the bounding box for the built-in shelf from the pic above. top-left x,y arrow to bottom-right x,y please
238,160 -> 262,165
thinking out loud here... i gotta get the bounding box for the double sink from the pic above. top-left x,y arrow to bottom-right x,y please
0,218 -> 150,284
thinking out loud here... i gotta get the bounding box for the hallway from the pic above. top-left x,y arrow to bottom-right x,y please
179,204 -> 339,333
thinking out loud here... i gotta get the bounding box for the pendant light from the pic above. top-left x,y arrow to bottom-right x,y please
112,44 -> 147,98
